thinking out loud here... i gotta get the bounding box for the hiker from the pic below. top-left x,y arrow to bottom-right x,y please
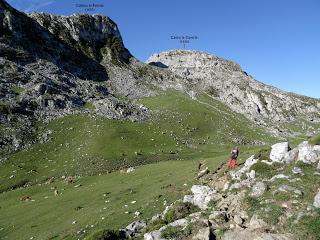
228,147 -> 239,169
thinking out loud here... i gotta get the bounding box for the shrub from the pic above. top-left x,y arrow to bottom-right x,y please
250,162 -> 281,178
160,226 -> 184,239
254,148 -> 271,160
309,134 -> 320,145
84,102 -> 95,110
163,202 -> 200,224
87,229 -> 120,240
146,218 -> 166,232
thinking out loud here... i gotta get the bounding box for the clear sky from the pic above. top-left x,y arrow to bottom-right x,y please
7,0 -> 320,98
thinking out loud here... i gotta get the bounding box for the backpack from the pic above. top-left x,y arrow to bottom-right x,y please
231,149 -> 238,159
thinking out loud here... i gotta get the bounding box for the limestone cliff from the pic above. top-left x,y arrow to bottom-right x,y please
147,50 -> 320,124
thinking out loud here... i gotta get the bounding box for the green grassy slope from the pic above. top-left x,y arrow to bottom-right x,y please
0,91 -> 277,193
0,90 -> 278,239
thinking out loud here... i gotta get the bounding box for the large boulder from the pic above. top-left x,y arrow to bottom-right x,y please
297,141 -> 320,164
183,185 -> 221,209
270,142 -> 289,162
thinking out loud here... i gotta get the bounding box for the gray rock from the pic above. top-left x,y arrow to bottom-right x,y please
247,170 -> 256,179
250,181 -> 266,198
125,220 -> 146,234
230,155 -> 257,180
282,148 -> 299,163
222,229 -> 293,240
297,141 -> 320,164
313,191 -> 320,208
144,218 -> 188,240
233,215 -> 244,225
183,185 -> 221,210
270,174 -> 290,182
192,227 -> 211,240
248,214 -> 267,230
274,185 -> 302,195
197,167 -> 210,179
270,142 -> 289,162
292,167 -> 304,175
209,211 -> 229,222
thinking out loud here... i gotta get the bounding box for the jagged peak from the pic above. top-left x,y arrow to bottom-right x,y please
29,12 -> 122,43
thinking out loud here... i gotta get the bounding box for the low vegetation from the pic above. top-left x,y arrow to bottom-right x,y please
309,134 -> 320,145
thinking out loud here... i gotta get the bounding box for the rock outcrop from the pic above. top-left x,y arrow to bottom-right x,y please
122,139 -> 320,240
146,50 -> 320,124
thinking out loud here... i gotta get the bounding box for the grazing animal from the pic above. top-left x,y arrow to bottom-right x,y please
20,196 -> 32,202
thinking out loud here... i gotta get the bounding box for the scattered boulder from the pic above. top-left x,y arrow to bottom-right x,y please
270,174 -> 290,182
192,227 -> 212,240
247,170 -> 256,179
233,215 -> 244,225
197,167 -> 210,179
144,218 -> 188,240
270,142 -> 289,162
209,211 -> 229,223
120,220 -> 146,238
222,229 -> 293,240
183,185 -> 221,209
248,214 -> 267,230
230,155 -> 257,180
292,167 -> 304,175
313,190 -> 320,208
282,148 -> 299,163
250,181 -> 266,198
273,185 -> 302,195
297,141 -> 320,164
126,167 -> 135,173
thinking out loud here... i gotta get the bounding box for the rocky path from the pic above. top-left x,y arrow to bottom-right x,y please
113,139 -> 320,240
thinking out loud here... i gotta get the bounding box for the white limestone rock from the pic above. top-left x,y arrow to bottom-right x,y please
270,142 -> 289,162
183,185 -> 220,210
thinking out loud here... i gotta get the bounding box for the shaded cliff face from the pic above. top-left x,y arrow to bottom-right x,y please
29,13 -> 131,64
0,0 -> 147,153
147,50 -> 320,123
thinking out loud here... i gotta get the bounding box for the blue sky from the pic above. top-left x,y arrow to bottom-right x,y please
7,0 -> 320,98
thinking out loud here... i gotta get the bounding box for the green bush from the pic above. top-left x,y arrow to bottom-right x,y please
84,102 -> 95,110
163,202 -> 200,224
160,226 -> 184,239
309,134 -> 320,145
87,229 -> 120,240
146,218 -> 166,232
254,148 -> 271,160
250,162 -> 281,178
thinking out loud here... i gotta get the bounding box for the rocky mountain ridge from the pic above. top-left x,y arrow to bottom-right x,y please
147,50 -> 320,124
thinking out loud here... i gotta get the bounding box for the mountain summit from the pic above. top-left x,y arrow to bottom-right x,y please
147,50 -> 320,124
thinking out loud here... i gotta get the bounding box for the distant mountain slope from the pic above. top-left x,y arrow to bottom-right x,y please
147,50 -> 320,124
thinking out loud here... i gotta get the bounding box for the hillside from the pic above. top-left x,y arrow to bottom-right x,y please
0,0 -> 320,239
